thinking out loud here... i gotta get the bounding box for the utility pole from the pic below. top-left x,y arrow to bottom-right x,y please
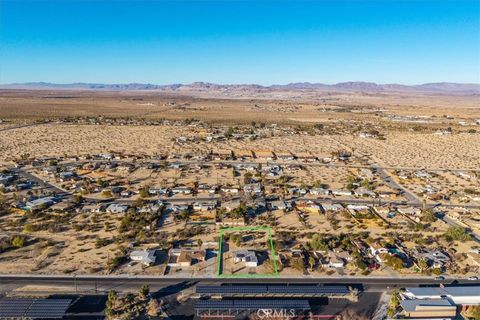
74,274 -> 77,294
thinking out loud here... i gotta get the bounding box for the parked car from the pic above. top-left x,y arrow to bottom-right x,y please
434,276 -> 445,280
468,276 -> 478,281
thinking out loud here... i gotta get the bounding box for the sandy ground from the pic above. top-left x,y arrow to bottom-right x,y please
1,123 -> 479,169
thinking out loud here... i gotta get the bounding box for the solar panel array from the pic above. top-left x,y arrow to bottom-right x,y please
0,299 -> 33,318
196,285 -> 350,295
0,298 -> 72,319
196,299 -> 310,310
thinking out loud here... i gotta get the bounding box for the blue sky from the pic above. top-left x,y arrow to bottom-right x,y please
1,0 -> 479,85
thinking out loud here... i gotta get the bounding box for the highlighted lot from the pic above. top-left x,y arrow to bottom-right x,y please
217,226 -> 279,278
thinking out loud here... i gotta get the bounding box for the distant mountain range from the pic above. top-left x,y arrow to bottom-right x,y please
1,81 -> 479,94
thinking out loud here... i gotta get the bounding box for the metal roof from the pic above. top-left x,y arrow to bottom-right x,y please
400,299 -> 454,312
406,286 -> 480,298
443,286 -> 480,297
0,298 -> 72,319
195,299 -> 310,310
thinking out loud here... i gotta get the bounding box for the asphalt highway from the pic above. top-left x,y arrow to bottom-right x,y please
1,275 -> 479,295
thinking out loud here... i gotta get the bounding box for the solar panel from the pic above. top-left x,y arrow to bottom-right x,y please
267,285 -> 349,294
195,299 -> 310,310
196,285 -> 268,294
0,298 -> 71,319
0,299 -> 34,317
196,285 -> 350,295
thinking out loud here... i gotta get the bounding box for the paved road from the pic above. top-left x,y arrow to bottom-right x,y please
12,167 -> 70,198
13,165 -> 480,210
0,123 -> 39,132
57,158 -> 479,173
1,275 -> 479,295
370,164 -> 421,206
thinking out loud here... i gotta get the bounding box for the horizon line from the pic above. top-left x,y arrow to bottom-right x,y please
2,80 -> 480,87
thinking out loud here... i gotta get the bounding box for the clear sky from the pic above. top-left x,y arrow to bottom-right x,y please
1,0 -> 479,85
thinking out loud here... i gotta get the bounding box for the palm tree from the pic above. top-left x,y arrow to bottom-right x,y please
308,256 -> 316,270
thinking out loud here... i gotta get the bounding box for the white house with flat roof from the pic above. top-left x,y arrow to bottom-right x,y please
404,286 -> 480,305
130,250 -> 156,266
25,197 -> 55,211
400,298 -> 456,318
233,250 -> 258,267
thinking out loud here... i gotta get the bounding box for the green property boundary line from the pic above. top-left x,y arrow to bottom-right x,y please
216,225 -> 279,278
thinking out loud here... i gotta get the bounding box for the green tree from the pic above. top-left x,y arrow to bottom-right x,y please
12,236 -> 25,248
179,209 -> 189,220
105,290 -> 118,318
385,255 -> 404,270
139,186 -> 150,198
0,194 -> 7,211
387,289 -> 400,317
139,284 -> 150,299
418,258 -> 429,272
469,305 -> 480,319
291,258 -> 305,271
421,209 -> 437,223
72,194 -> 84,205
444,226 -> 471,242
23,224 -> 34,233
308,256 -> 316,270
102,190 -> 112,198
432,267 -> 443,275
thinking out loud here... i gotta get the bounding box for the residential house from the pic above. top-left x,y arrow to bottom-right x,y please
0,175 -> 14,188
397,207 -> 422,222
274,151 -> 295,161
327,252 -> 345,268
210,149 -> 233,160
294,152 -> 317,162
165,204 -> 189,213
321,203 -> 343,212
221,186 -> 239,194
354,187 -> 376,198
263,165 -> 283,177
167,249 -> 206,267
105,203 -> 129,214
359,168 -> 375,180
414,247 -> 451,269
369,242 -> 389,259
253,150 -> 275,160
331,189 -> 352,196
347,205 -> 370,216
309,187 -> 330,196
233,250 -> 258,267
149,187 -> 169,196
415,170 -> 431,179
234,149 -> 254,160
243,183 -> 262,194
295,201 -> 321,214
49,201 -> 75,212
268,200 -> 292,211
221,199 -> 242,212
193,201 -> 217,212
25,197 -> 55,211
171,186 -> 192,195
130,250 -> 157,266
59,172 -> 76,182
